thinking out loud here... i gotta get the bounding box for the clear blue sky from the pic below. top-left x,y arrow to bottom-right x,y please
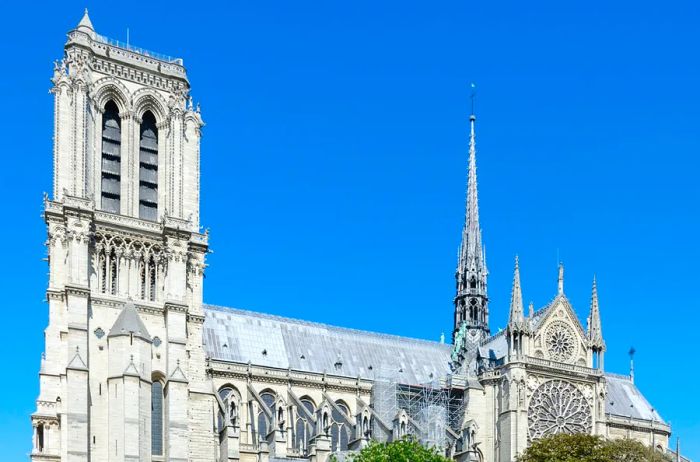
1,1 -> 698,460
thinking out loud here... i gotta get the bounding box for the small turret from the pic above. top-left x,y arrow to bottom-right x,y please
75,9 -> 96,39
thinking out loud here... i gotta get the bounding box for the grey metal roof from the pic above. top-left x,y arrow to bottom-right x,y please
478,331 -> 508,361
108,300 -> 151,341
203,304 -> 452,385
605,373 -> 665,423
201,305 -> 665,427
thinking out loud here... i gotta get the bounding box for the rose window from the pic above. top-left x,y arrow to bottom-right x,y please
544,321 -> 577,362
528,379 -> 592,440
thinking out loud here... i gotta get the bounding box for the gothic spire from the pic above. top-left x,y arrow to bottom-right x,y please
587,276 -> 604,348
466,115 -> 482,265
508,256 -> 524,328
457,114 -> 486,281
453,108 -> 489,348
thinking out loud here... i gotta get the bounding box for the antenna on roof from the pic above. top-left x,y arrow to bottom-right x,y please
629,347 -> 636,383
127,28 -> 130,48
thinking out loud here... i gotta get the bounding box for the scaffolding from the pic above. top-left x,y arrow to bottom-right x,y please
371,370 -> 465,451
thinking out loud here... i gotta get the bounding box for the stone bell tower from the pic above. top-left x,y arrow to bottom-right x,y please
31,10 -> 215,462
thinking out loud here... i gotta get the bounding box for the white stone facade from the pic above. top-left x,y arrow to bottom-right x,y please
31,11 -> 676,462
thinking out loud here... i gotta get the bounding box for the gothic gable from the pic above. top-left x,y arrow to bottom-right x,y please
531,295 -> 589,366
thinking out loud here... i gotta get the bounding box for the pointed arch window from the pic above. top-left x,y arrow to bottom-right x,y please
330,401 -> 351,452
101,101 -> 121,214
256,392 -> 276,444
151,379 -> 164,455
139,111 -> 159,221
294,398 -> 315,455
217,387 -> 240,432
109,249 -> 118,295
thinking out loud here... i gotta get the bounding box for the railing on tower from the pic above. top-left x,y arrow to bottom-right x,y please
94,33 -> 183,65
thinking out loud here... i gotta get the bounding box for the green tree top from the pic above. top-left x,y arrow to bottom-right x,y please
518,434 -> 672,462
332,438 -> 451,462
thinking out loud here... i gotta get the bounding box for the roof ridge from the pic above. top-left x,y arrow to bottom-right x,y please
204,303 -> 452,348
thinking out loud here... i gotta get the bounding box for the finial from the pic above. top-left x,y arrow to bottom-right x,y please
439,332 -> 445,344
557,262 -> 564,295
528,301 -> 534,318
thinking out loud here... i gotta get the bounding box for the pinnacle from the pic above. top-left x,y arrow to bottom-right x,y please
508,255 -> 524,326
588,275 -> 604,347
557,262 -> 564,295
77,8 -> 94,31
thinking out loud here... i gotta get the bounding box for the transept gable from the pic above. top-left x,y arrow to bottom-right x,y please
531,295 -> 589,366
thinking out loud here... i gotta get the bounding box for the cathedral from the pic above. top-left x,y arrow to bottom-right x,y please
31,11 -> 680,462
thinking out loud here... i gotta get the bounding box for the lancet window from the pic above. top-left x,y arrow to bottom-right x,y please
151,378 -> 164,455
217,386 -> 240,432
330,401 -> 351,452
255,392 -> 277,445
139,111 -> 158,221
101,101 -> 121,214
294,398 -> 316,455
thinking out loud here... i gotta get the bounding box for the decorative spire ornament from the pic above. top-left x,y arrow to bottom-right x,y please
557,262 -> 564,295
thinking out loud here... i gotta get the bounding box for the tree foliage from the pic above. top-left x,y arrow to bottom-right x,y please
332,437 -> 451,462
518,434 -> 672,462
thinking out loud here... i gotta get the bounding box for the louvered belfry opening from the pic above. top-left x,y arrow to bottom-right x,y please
101,100 -> 121,213
139,111 -> 158,221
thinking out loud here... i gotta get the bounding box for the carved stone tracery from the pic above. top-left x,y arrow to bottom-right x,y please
544,321 -> 577,363
527,379 -> 592,440
93,230 -> 165,301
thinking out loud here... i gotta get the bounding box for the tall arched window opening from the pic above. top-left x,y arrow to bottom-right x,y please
101,101 -> 121,214
36,423 -> 45,452
151,380 -> 164,455
140,261 -> 146,300
149,258 -> 157,302
330,401 -> 351,452
257,392 -> 276,445
99,250 -> 107,293
139,111 -> 158,221
217,387 -> 240,433
294,398 -> 315,455
109,249 -> 118,295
